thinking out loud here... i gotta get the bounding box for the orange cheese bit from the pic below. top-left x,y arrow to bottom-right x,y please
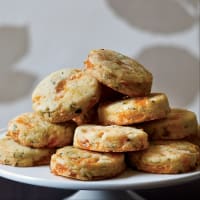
55,79 -> 67,93
15,117 -> 33,128
84,60 -> 94,69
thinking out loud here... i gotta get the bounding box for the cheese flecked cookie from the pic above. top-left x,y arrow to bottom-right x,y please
73,125 -> 149,152
139,109 -> 198,140
50,146 -> 126,181
0,137 -> 55,167
7,112 -> 76,148
98,93 -> 170,125
85,49 -> 153,97
32,68 -> 101,123
127,140 -> 200,174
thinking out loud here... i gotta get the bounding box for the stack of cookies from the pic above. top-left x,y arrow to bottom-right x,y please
0,112 -> 76,167
0,49 -> 199,181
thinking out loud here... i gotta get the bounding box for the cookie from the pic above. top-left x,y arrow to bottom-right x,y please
127,140 -> 200,174
98,93 -> 170,125
7,112 -> 76,148
32,68 -> 101,123
85,49 -> 153,97
0,136 -> 55,167
50,146 -> 126,180
73,125 -> 149,152
139,109 -> 198,140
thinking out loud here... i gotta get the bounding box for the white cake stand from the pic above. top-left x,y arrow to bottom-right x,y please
1,129 -> 200,200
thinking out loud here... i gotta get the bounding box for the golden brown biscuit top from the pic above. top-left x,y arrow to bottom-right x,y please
85,49 -> 152,83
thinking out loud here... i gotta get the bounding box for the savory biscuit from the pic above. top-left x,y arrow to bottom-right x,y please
127,140 -> 200,174
0,136 -> 55,167
7,112 -> 76,148
73,125 -> 149,152
32,68 -> 101,123
50,146 -> 126,180
85,49 -> 153,97
98,93 -> 170,125
139,109 -> 198,140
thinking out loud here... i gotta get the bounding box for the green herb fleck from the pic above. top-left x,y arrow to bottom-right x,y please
13,124 -> 18,131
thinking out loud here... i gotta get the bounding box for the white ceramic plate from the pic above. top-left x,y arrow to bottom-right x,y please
0,130 -> 200,190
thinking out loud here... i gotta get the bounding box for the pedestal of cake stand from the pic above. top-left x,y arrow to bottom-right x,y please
65,190 -> 145,200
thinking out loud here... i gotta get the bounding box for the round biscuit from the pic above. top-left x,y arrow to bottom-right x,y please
73,125 -> 149,152
85,49 -> 153,97
98,93 -> 170,125
0,136 -> 55,167
138,109 -> 198,140
127,140 -> 200,174
7,112 -> 76,148
32,68 -> 101,123
50,146 -> 126,181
